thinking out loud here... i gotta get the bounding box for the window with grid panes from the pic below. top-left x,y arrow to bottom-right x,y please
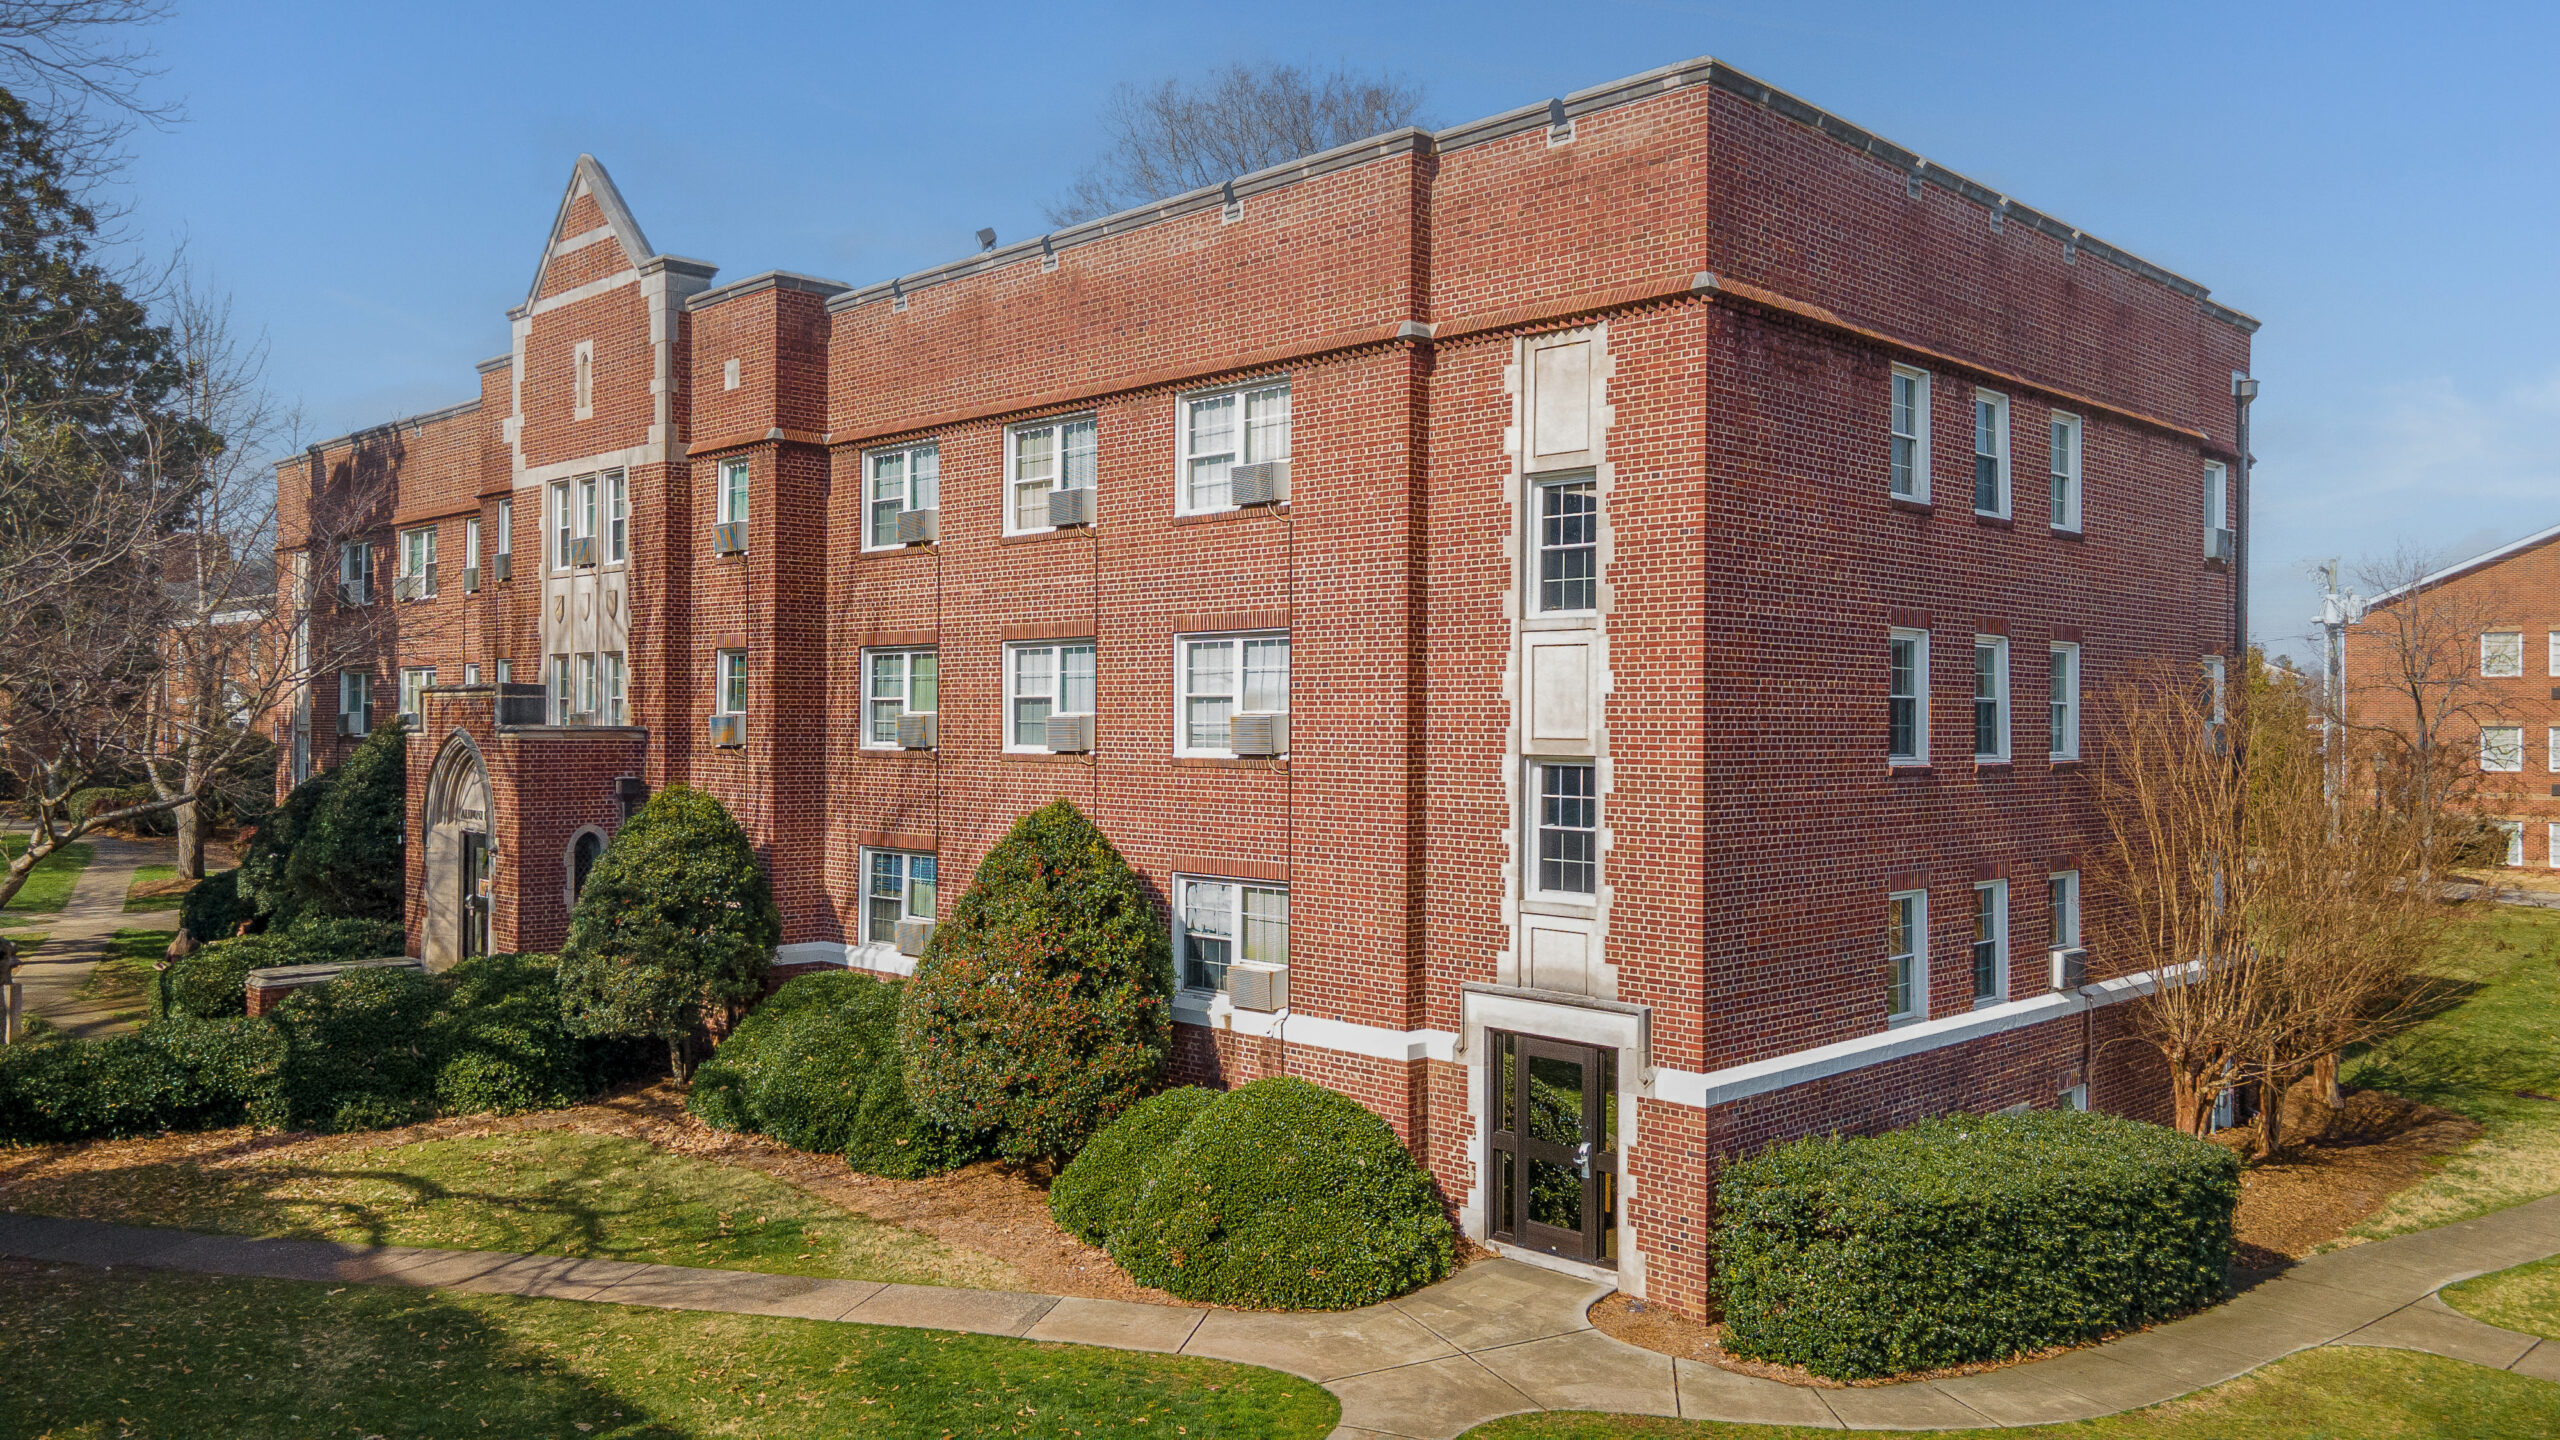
864,850 -> 937,945
1181,382 -> 1289,512
607,471 -> 627,561
720,458 -> 749,525
1972,880 -> 2007,1003
1176,877 -> 1288,992
717,650 -> 748,716
1177,634 -> 1288,755
864,648 -> 937,747
2049,413 -> 2082,530
1887,890 -> 1925,1022
2049,642 -> 2080,760
1538,478 -> 1597,612
1006,641 -> 1094,750
1535,761 -> 1598,896
1973,391 -> 2009,515
1974,637 -> 2009,760
866,443 -> 939,549
1889,630 -> 1927,762
1009,418 -> 1096,533
1890,367 -> 1929,500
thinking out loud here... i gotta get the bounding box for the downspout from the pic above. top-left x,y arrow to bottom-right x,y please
2232,373 -> 2259,665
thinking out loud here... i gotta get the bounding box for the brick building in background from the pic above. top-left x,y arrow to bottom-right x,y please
271,58 -> 2255,1317
2343,524 -> 2560,871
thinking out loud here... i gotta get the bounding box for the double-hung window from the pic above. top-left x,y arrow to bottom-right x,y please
864,648 -> 938,748
1533,760 -> 1599,898
2482,726 -> 2525,773
399,667 -> 435,725
338,540 -> 371,603
1008,417 -> 1097,533
2049,413 -> 2082,531
715,649 -> 748,718
1888,629 -> 1929,764
2051,871 -> 2081,951
1974,636 -> 2010,761
2549,821 -> 2560,870
1537,477 -> 1598,612
2204,461 -> 2229,554
547,654 -> 571,723
576,654 -> 599,718
1175,876 -> 1288,993
338,671 -> 371,733
2482,631 -> 2524,678
1180,381 -> 1289,513
720,458 -> 749,528
606,470 -> 628,562
464,517 -> 481,582
401,526 -> 436,598
1176,633 -> 1289,757
2049,642 -> 2080,761
2496,820 -> 2525,867
576,475 -> 599,561
1890,366 -> 1930,501
551,480 -> 572,570
494,497 -> 512,566
1887,890 -> 1926,1024
1972,390 -> 2010,516
2549,632 -> 2560,677
863,850 -> 937,947
603,652 -> 627,725
1972,880 -> 2008,1005
865,442 -> 940,549
2548,727 -> 2560,773
1005,640 -> 1094,751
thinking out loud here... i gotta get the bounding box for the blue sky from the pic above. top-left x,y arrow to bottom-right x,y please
112,1 -> 2560,663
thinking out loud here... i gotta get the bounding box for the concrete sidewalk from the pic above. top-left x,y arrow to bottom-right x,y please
3,1194 -> 2556,1437
10,833 -> 182,1038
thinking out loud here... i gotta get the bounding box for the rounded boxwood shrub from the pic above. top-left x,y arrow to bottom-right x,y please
1109,1077 -> 1455,1309
163,933 -> 288,1019
900,800 -> 1174,1163
690,970 -> 982,1177
428,952 -> 593,1115
1048,1085 -> 1220,1247
1713,1109 -> 2241,1379
0,1017 -> 280,1145
284,719 -> 407,922
257,965 -> 443,1133
558,786 -> 778,1080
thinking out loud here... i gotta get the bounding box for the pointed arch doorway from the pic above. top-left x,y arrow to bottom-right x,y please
423,734 -> 495,969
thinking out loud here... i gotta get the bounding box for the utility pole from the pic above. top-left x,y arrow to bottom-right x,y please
2318,559 -> 2365,819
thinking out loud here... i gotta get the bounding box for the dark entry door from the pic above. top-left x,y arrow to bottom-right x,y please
460,832 -> 490,961
1485,1031 -> 1618,1264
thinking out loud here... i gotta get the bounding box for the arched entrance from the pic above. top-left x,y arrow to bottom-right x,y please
422,733 -> 495,970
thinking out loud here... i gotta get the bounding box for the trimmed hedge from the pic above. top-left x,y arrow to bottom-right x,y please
900,800 -> 1174,1163
1048,1085 -> 1219,1247
429,953 -> 622,1116
161,914 -> 406,1020
1107,1077 -> 1455,1310
258,965 -> 445,1133
1713,1109 -> 2241,1379
689,970 -> 983,1178
0,1017 -> 281,1145
178,867 -> 250,944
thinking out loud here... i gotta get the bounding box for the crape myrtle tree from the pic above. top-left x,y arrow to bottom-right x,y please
899,799 -> 1175,1165
557,786 -> 777,1081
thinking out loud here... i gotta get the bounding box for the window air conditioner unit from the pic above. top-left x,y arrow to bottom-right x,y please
2210,527 -> 2236,563
571,536 -> 598,567
493,553 -> 512,583
336,710 -> 367,736
337,581 -> 370,607
2050,946 -> 2089,991
896,508 -> 940,546
1230,711 -> 1288,757
567,710 -> 599,728
895,917 -> 936,958
494,684 -> 548,727
897,711 -> 938,750
1230,461 -> 1289,507
1229,962 -> 1289,1013
707,714 -> 746,749
714,521 -> 748,556
1044,712 -> 1094,754
1047,486 -> 1094,528
394,576 -> 422,603
462,565 -> 481,593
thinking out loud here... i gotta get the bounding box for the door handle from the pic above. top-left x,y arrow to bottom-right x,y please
1572,1140 -> 1593,1180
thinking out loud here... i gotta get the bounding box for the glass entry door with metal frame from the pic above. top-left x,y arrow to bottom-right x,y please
1484,1030 -> 1618,1264
460,832 -> 491,962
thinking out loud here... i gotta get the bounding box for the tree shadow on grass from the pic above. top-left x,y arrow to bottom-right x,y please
0,1256 -> 680,1439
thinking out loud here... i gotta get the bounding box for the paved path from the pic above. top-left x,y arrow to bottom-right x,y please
3,1193 -> 2556,1436
10,833 -> 181,1038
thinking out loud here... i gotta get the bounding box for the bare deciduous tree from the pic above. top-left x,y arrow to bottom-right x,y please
0,0 -> 175,181
2091,657 -> 2452,1156
1046,62 -> 1428,226
2343,545 -> 2516,882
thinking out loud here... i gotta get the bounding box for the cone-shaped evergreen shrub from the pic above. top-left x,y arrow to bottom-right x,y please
1108,1077 -> 1455,1309
557,786 -> 777,1079
898,800 -> 1174,1163
283,718 -> 407,922
178,867 -> 250,945
1048,1085 -> 1219,1246
236,767 -> 334,926
690,970 -> 984,1177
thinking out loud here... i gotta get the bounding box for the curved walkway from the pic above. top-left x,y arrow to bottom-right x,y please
10,834 -> 181,1039
2,1193 -> 2555,1438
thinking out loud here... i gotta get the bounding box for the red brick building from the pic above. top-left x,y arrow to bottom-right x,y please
273,59 -> 2254,1316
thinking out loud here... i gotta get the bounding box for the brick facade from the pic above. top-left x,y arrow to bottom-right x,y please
272,59 -> 2250,1318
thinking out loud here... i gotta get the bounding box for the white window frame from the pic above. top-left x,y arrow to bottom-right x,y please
2048,641 -> 2081,762
464,516 -> 481,574
2482,630 -> 2524,679
493,658 -> 511,686
577,654 -> 599,717
2497,820 -> 2525,868
2203,461 -> 2229,554
551,480 -> 572,571
719,458 -> 749,526
576,474 -> 599,549
864,441 -> 940,551
2050,870 -> 2081,950
2547,726 -> 2559,774
1005,415 -> 1098,536
399,666 -> 435,725
1973,635 -> 2010,762
495,497 -> 513,559
1889,366 -> 1930,502
2548,821 -> 2559,871
1534,475 -> 1600,615
462,662 -> 480,686
338,670 -> 371,735
1177,380 -> 1290,515
2059,1084 -> 2089,1112
1173,874 -> 1289,995
1174,632 -> 1290,758
2549,632 -> 2559,678
862,647 -> 938,750
603,652 -> 627,725
1972,389 -> 2011,518
2482,726 -> 2524,774
716,649 -> 748,718
1529,758 -> 1600,902
547,654 -> 571,723
1888,628 -> 1929,765
1886,888 -> 1927,1025
2049,412 -> 2082,532
860,848 -> 939,949
400,525 -> 437,595
1003,640 -> 1095,753
1972,878 -> 2009,1007
606,470 -> 628,563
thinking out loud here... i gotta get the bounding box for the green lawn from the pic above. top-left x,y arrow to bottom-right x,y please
2444,1254 -> 2560,1341
1462,1348 -> 2560,1439
0,1259 -> 1340,1440
68,928 -> 169,1025
0,835 -> 93,914
2342,903 -> 2560,1239
121,863 -> 186,912
0,1130 -> 1021,1289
